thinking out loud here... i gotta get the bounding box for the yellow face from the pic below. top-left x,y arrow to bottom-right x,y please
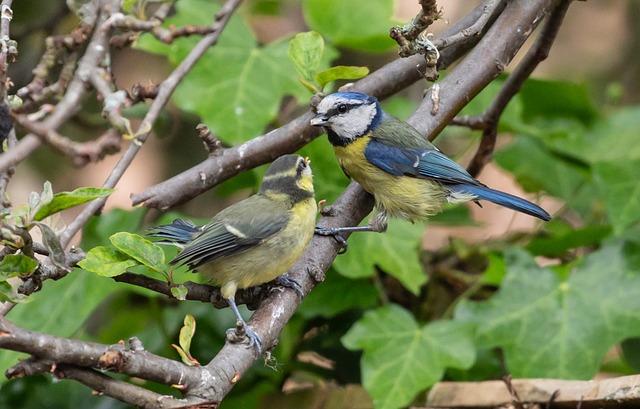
296,156 -> 314,194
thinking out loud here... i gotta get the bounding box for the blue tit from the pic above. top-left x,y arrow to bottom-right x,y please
148,154 -> 317,354
310,91 -> 550,235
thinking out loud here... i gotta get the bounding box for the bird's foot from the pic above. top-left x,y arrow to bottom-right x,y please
314,226 -> 349,254
226,321 -> 262,356
273,275 -> 304,299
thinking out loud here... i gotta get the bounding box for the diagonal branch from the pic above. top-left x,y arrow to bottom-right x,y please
131,1 -> 501,210
458,0 -> 572,176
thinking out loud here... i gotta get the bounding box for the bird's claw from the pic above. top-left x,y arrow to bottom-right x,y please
314,226 -> 349,254
273,275 -> 304,298
226,321 -> 262,356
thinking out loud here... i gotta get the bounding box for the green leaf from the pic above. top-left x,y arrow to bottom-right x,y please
171,284 -> 188,301
315,65 -> 369,89
33,187 -> 113,221
33,222 -> 66,269
81,207 -> 147,249
332,219 -> 426,294
593,159 -> 640,234
173,314 -> 199,366
297,269 -> 378,318
455,242 -> 640,379
519,78 -> 598,124
180,314 -> 196,355
0,254 -> 38,279
288,31 -> 324,84
302,0 -> 397,52
136,0 -> 311,144
526,221 -> 612,257
0,269 -> 121,384
109,232 -> 167,275
495,135 -> 589,207
78,246 -> 139,277
343,304 -> 475,409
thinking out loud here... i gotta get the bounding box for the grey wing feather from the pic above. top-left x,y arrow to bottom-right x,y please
172,196 -> 289,269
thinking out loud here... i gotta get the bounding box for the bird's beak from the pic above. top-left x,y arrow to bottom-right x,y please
310,114 -> 328,127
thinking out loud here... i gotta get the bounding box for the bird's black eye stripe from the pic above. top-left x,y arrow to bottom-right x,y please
297,159 -> 307,173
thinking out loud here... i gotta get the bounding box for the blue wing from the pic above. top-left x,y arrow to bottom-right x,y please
364,138 -> 480,186
364,137 -> 551,221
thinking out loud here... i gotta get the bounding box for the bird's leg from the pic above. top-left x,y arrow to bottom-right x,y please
272,275 -> 304,299
225,296 -> 262,355
315,207 -> 388,253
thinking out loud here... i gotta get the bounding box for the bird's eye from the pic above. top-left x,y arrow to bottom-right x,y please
298,159 -> 307,171
337,104 -> 348,114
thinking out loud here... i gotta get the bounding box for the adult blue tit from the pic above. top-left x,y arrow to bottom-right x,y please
148,154 -> 317,354
310,91 -> 550,235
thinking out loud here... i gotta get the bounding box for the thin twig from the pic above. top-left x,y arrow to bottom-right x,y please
60,0 -> 244,247
464,0 -> 572,176
0,0 -> 119,173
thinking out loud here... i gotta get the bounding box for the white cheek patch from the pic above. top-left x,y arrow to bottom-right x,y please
330,103 -> 377,139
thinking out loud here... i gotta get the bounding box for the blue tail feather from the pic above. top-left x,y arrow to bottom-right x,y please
147,219 -> 201,244
452,184 -> 551,221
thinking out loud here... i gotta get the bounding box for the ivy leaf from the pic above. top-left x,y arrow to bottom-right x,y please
136,0 -> 309,144
315,65 -> 369,89
0,254 -> 39,279
78,246 -> 139,278
342,304 -> 475,409
297,269 -> 378,319
332,219 -> 426,294
455,242 -> 640,379
109,232 -> 167,276
593,159 -> 640,235
34,187 -> 113,221
302,0 -> 397,52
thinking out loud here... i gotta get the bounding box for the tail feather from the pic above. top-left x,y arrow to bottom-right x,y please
452,184 -> 551,221
147,219 -> 201,245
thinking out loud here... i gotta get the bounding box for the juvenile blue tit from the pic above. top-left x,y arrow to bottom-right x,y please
148,154 -> 317,354
310,92 -> 550,236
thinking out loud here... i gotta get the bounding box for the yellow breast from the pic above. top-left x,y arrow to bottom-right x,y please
199,197 -> 317,299
334,136 -> 448,222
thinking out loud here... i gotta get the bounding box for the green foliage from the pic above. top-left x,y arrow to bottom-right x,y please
302,0 -> 397,52
172,314 -> 200,366
288,31 -> 370,93
81,232 -> 171,282
136,0 -> 312,144
342,304 -> 475,409
456,243 -> 640,378
33,186 -> 113,221
332,219 -> 426,295
78,246 -> 139,277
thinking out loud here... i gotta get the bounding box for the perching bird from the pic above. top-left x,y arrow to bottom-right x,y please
148,154 -> 317,354
310,91 -> 550,235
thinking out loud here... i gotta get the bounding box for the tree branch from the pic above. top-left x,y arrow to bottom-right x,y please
457,0 -> 572,176
131,1 -> 500,210
59,0 -> 244,247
